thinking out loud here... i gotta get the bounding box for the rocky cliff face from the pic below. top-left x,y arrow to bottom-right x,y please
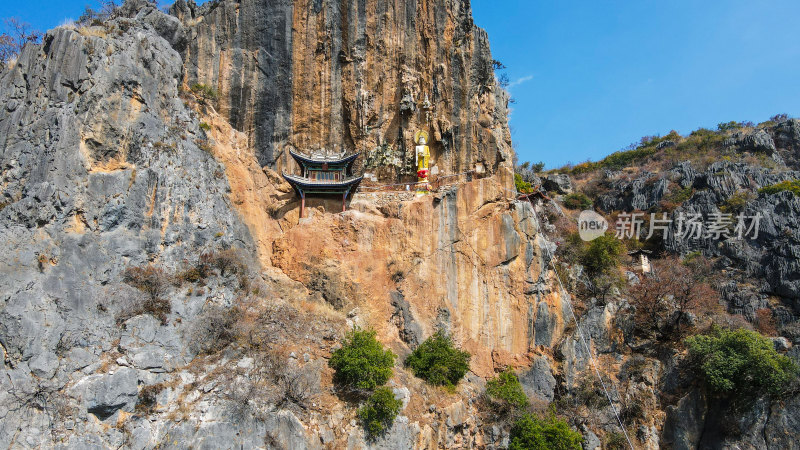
538,120 -> 800,450
0,1 -> 549,448
2,1 -> 797,448
171,0 -> 512,178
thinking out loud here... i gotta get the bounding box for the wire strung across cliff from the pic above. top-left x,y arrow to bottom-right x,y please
506,187 -> 636,450
356,170 -> 477,193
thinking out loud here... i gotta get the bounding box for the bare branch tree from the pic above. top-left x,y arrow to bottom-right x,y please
0,18 -> 41,69
629,255 -> 719,341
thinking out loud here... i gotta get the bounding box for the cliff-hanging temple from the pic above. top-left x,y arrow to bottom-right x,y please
282,149 -> 363,218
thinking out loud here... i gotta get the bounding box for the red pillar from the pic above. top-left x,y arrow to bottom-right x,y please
342,191 -> 347,212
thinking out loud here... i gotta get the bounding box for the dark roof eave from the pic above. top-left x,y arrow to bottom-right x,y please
289,149 -> 360,167
282,173 -> 363,193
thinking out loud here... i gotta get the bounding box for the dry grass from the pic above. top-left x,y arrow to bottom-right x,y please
755,308 -> 778,336
77,26 -> 107,39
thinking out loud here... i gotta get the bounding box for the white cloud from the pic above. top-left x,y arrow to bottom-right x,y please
508,75 -> 534,90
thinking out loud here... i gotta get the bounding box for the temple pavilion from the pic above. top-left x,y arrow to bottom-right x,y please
282,149 -> 363,218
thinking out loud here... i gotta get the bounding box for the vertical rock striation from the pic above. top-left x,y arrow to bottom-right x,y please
173,0 -> 512,178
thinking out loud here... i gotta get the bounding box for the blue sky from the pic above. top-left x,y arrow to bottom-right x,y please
472,0 -> 800,168
3,1 -> 799,169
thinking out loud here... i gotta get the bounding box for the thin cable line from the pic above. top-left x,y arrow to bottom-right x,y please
550,261 -> 635,450
511,190 -> 635,450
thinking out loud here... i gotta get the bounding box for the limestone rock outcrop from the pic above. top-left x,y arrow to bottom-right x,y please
4,0 -> 798,448
0,1 -> 545,448
171,0 -> 512,178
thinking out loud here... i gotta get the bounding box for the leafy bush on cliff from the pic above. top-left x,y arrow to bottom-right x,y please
562,192 -> 592,210
508,413 -> 583,450
190,83 -> 218,102
329,328 -> 396,391
486,369 -> 529,413
520,161 -> 545,173
717,121 -> 745,131
358,386 -> 402,439
515,173 -> 533,194
660,185 -> 693,211
686,326 -> 798,397
720,190 -> 754,213
580,234 -> 623,275
759,179 -> 800,197
405,330 -> 470,388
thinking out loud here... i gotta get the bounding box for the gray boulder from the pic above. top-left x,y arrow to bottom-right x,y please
542,173 -> 573,194
744,129 -> 777,153
519,355 -> 556,401
661,388 -> 707,450
74,367 -> 139,420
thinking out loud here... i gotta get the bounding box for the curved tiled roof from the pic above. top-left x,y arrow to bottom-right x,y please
281,172 -> 363,192
289,149 -> 360,167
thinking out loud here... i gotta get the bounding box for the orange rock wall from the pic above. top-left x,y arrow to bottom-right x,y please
271,170 -> 566,376
174,0 -> 512,180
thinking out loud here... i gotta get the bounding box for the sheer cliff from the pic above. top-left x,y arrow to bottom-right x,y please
2,0 -> 797,448
0,1 -> 549,448
170,0 -> 512,178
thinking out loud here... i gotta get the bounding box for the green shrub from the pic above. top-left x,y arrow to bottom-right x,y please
358,386 -> 402,439
663,186 -> 693,205
675,128 -> 726,156
515,173 -> 533,194
600,146 -> 658,170
759,179 -> 800,197
580,234 -> 623,275
686,326 -> 798,397
405,330 -> 470,388
508,413 -> 583,450
519,161 -> 545,173
190,83 -> 218,101
328,328 -> 396,391
717,121 -> 743,131
486,369 -> 529,412
562,192 -> 592,210
568,160 -> 600,175
720,190 -> 754,213
199,122 -> 211,131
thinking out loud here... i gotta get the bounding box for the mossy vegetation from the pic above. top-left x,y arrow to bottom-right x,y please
580,234 -> 623,275
329,328 -> 404,438
759,179 -> 800,197
190,83 -> 218,102
515,173 -> 534,194
562,192 -> 592,210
